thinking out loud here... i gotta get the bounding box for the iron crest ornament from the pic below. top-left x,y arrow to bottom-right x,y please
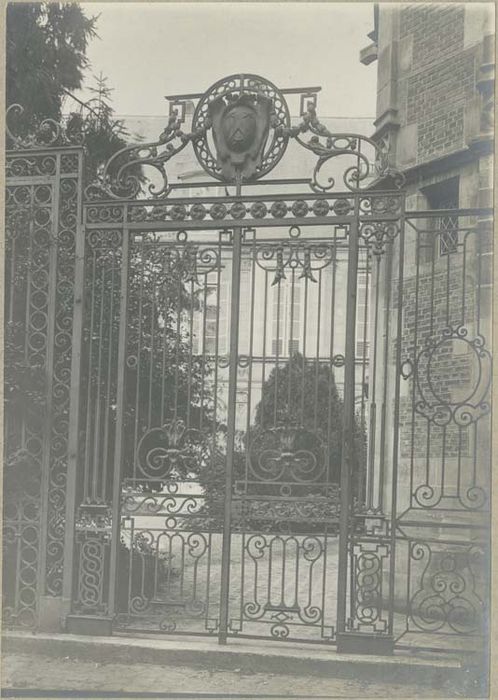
209,92 -> 272,181
192,74 -> 291,183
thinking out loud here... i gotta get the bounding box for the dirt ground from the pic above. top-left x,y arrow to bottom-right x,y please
1,652 -> 473,698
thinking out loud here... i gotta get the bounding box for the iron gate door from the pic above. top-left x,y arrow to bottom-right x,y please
75,192 -> 399,644
107,217 -> 361,642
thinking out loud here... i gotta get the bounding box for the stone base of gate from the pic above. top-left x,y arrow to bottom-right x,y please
65,615 -> 113,636
337,632 -> 395,655
38,597 -> 66,633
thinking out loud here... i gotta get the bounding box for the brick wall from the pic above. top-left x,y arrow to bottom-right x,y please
395,257 -> 477,459
399,4 -> 478,163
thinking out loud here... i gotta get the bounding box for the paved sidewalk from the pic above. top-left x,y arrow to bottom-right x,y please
1,652 -> 473,698
1,631 -> 487,698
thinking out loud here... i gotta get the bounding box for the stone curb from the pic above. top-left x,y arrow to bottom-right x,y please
2,631 -> 466,688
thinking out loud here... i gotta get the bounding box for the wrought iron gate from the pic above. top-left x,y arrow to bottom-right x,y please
4,75 -> 491,654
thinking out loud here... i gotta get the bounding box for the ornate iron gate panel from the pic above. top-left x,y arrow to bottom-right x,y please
344,207 -> 492,654
4,122 -> 83,628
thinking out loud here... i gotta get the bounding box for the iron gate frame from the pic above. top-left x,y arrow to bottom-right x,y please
3,74 -> 492,655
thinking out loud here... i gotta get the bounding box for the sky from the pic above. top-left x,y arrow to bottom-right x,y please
74,2 -> 378,124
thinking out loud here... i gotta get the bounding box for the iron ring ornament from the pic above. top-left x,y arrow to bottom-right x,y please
401,325 -> 491,428
192,74 -> 291,182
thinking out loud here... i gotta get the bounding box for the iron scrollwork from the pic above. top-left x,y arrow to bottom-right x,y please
278,102 -> 405,193
45,172 -> 80,597
248,425 -> 326,486
6,104 -> 84,149
77,72 -> 405,199
409,543 -> 485,635
74,503 -> 112,615
349,542 -> 389,633
136,419 -> 209,481
359,221 -> 400,256
240,533 -> 330,641
405,325 -> 491,428
402,325 -> 491,511
85,110 -> 211,201
255,243 -> 336,285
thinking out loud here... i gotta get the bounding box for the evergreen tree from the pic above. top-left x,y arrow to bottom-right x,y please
199,353 -> 367,530
65,72 -> 144,185
253,353 -> 344,484
6,3 -> 97,129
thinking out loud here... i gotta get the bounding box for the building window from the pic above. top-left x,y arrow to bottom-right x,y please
423,177 -> 460,258
438,211 -> 459,256
271,279 -> 302,357
238,258 -> 252,354
194,279 -> 229,355
356,272 -> 370,358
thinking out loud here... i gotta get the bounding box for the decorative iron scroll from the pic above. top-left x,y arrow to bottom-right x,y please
136,419 -> 209,481
2,496 -> 41,628
348,541 -> 390,633
408,543 -> 485,635
73,503 -> 112,615
5,149 -> 81,617
85,108 -> 208,200
403,325 -> 491,428
360,220 -> 400,256
248,426 -> 326,486
255,242 -> 337,285
232,533 -> 334,641
6,104 -> 84,149
67,73 -> 405,199
115,525 -> 216,635
278,102 -> 405,193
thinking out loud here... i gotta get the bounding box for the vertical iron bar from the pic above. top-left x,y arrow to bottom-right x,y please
358,252 -> 370,505
261,270 -> 269,429
366,256 -> 381,510
101,252 -> 118,497
313,270 -> 323,431
378,244 -> 393,513
218,216 -> 242,644
336,210 -> 359,635
387,213 -> 406,635
83,251 -> 97,501
38,159 -> 60,602
91,264 -> 107,501
409,222 -> 421,508
62,152 -> 85,613
108,225 -> 130,617
199,272 -> 209,429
